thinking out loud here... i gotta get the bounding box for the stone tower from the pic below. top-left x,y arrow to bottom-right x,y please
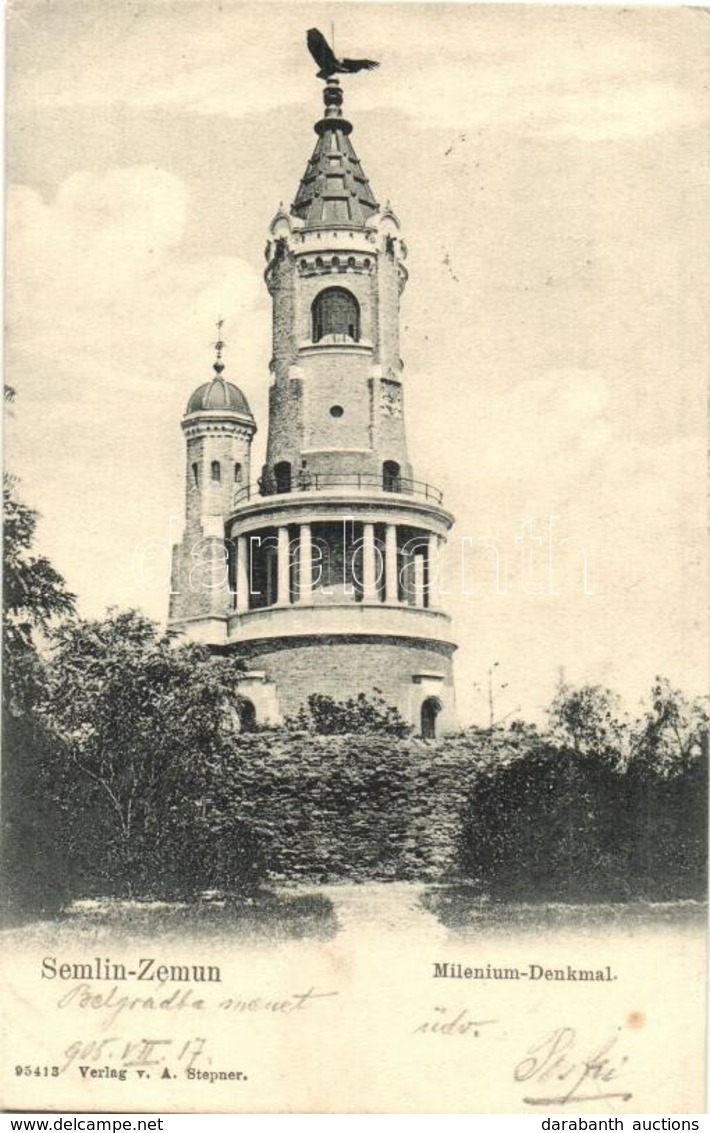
169,79 -> 457,737
169,336 -> 257,635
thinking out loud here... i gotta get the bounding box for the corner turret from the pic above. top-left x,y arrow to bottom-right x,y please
169,327 -> 256,639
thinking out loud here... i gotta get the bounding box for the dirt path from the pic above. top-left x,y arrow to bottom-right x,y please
301,880 -> 449,941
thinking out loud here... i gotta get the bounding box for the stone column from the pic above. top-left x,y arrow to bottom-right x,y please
265,545 -> 276,606
277,525 -> 290,606
298,523 -> 313,604
236,534 -> 249,614
413,552 -> 425,608
363,522 -> 377,602
428,532 -> 439,609
385,524 -> 399,604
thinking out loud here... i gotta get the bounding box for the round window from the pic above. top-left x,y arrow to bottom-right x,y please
330,405 -> 344,418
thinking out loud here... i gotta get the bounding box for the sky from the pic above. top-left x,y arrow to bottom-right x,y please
5,1 -> 709,725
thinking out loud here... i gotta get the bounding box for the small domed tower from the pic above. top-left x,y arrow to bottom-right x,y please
169,332 -> 256,637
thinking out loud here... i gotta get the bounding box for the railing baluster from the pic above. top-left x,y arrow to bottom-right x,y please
232,473 -> 444,508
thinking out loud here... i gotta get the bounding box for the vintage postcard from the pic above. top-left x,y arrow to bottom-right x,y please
2,1 -> 707,1115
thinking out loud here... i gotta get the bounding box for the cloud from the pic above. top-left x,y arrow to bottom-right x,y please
26,56 -> 307,120
353,13 -> 708,141
7,167 -> 263,396
5,163 -> 269,631
412,367 -> 614,499
361,65 -> 705,142
9,167 -> 187,303
12,5 -> 707,141
9,4 -> 307,119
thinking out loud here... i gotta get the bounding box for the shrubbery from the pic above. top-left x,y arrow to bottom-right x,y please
459,743 -> 707,900
2,710 -> 73,918
37,611 -> 266,901
3,443 -> 707,909
198,728 -> 538,882
2,472 -> 76,919
285,689 -> 411,737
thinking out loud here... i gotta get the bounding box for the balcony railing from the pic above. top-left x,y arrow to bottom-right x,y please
234,472 -> 444,508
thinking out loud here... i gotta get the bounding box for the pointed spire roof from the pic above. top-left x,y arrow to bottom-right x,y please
291,79 -> 378,230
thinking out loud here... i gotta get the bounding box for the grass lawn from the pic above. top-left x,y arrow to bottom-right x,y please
2,882 -> 706,947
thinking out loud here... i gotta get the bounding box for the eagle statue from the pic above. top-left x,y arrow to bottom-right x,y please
307,28 -> 379,80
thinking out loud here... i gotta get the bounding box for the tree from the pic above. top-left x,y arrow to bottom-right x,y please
2,468 -> 77,919
39,610 -> 263,898
3,479 -> 75,712
630,677 -> 709,777
547,682 -> 628,764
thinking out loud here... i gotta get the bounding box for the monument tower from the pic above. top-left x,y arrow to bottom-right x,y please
169,68 -> 457,736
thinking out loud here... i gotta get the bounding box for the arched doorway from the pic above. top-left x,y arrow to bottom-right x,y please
237,698 -> 257,733
421,697 -> 441,740
383,460 -> 401,492
274,461 -> 292,494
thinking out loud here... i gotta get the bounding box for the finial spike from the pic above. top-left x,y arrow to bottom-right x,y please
214,318 -> 225,374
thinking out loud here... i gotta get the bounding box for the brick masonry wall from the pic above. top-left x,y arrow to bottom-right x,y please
234,634 -> 456,732
169,538 -> 232,622
302,351 -> 373,457
266,248 -> 409,479
270,256 -> 298,373
264,379 -> 304,477
170,422 -> 253,624
375,249 -> 401,375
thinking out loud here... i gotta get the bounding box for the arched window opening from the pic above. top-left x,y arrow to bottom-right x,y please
234,462 -> 242,484
383,461 -> 401,493
274,461 -> 292,494
192,462 -> 200,489
211,460 -> 221,483
421,698 -> 441,740
312,287 -> 360,343
237,698 -> 257,734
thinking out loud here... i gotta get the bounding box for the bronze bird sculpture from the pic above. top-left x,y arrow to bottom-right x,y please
307,28 -> 379,80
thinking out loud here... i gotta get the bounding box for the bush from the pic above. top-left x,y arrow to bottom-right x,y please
1,711 -> 71,921
459,744 -> 707,901
285,688 -> 412,737
38,610 -> 267,901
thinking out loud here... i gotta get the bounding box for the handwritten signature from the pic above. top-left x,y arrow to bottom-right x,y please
514,1026 -> 632,1106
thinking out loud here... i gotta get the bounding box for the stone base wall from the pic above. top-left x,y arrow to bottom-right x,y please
229,634 -> 456,734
